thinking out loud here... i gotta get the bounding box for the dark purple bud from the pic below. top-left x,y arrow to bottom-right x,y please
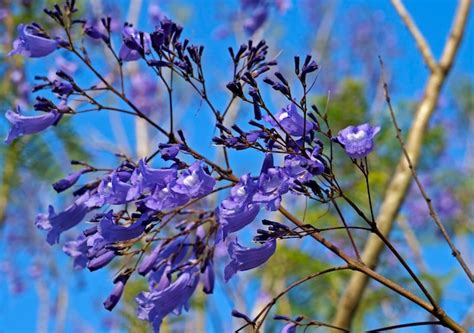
52,168 -> 88,193
294,56 -> 300,75
88,250 -> 116,271
274,314 -> 292,321
226,81 -> 243,97
52,80 -> 74,96
158,143 -> 181,161
103,273 -> 130,311
231,309 -> 253,324
274,72 -> 289,86
147,59 -> 171,67
202,262 -> 215,294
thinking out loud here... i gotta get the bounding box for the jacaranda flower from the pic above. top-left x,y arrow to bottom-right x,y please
266,104 -> 315,136
224,238 -> 276,281
336,123 -> 381,159
136,269 -> 199,332
254,167 -> 290,211
98,210 -> 148,242
4,106 -> 61,144
217,174 -> 260,241
8,24 -> 59,58
119,24 -> 150,61
36,192 -> 90,245
172,162 -> 216,198
62,234 -> 88,270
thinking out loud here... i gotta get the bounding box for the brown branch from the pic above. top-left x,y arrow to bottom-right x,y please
382,67 -> 474,282
277,206 -> 465,332
251,266 -> 350,332
366,320 -> 442,332
332,0 -> 472,329
390,0 -> 437,72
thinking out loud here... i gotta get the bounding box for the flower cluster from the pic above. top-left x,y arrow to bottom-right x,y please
4,1 -> 382,331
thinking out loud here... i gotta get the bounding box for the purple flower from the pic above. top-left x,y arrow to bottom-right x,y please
52,169 -> 89,193
89,171 -> 134,206
283,149 -> 324,185
8,24 -> 59,58
119,24 -> 150,62
136,270 -> 199,332
217,204 -> 260,241
4,106 -> 61,144
266,104 -> 315,136
172,162 -> 216,198
159,143 -> 181,161
52,80 -> 74,96
98,210 -> 147,242
36,192 -> 90,245
62,234 -> 88,270
336,123 -> 381,159
138,237 -> 187,276
224,238 -> 276,281
144,184 -> 188,211
217,174 -> 260,240
254,167 -> 290,211
137,159 -> 178,189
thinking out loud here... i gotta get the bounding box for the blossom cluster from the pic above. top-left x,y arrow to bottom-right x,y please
4,1 -> 381,331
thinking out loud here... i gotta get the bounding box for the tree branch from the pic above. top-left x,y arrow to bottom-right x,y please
390,0 -> 437,72
331,0 -> 472,329
382,67 -> 474,282
277,206 -> 465,332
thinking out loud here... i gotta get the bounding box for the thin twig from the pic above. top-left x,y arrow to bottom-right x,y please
248,266 -> 350,332
366,320 -> 442,332
380,57 -> 474,283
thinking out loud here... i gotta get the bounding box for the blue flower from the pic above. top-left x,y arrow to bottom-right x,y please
8,24 -> 59,58
224,238 -> 277,281
119,24 -> 150,62
62,234 -> 88,270
138,237 -> 187,276
98,210 -> 148,242
172,161 -> 216,198
4,106 -> 61,144
217,174 -> 260,241
36,192 -> 90,245
254,167 -> 290,211
136,269 -> 199,332
266,104 -> 315,136
336,123 -> 381,159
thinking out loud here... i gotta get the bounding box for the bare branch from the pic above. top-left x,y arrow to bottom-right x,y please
381,65 -> 474,282
390,0 -> 437,71
251,266 -> 350,332
277,206 -> 465,332
332,0 -> 472,329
